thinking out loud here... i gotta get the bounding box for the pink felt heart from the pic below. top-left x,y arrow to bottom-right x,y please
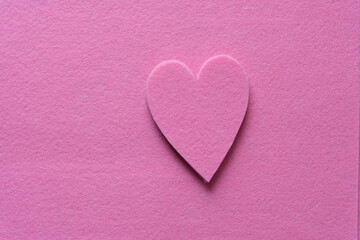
147,55 -> 249,182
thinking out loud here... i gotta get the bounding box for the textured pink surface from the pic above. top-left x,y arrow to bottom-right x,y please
147,56 -> 249,182
0,1 -> 359,239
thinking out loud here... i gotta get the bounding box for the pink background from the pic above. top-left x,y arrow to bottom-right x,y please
0,1 -> 359,239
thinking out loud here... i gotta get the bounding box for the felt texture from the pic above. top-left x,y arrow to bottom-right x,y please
0,1 -> 359,240
147,56 -> 249,182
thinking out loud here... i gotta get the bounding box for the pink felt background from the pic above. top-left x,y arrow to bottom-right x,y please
0,1 -> 359,239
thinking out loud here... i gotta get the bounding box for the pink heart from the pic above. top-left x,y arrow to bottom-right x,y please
147,55 -> 249,182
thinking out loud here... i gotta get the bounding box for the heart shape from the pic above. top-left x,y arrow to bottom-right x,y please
147,55 -> 249,182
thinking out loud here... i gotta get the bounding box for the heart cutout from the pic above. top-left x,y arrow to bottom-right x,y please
147,55 -> 249,182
